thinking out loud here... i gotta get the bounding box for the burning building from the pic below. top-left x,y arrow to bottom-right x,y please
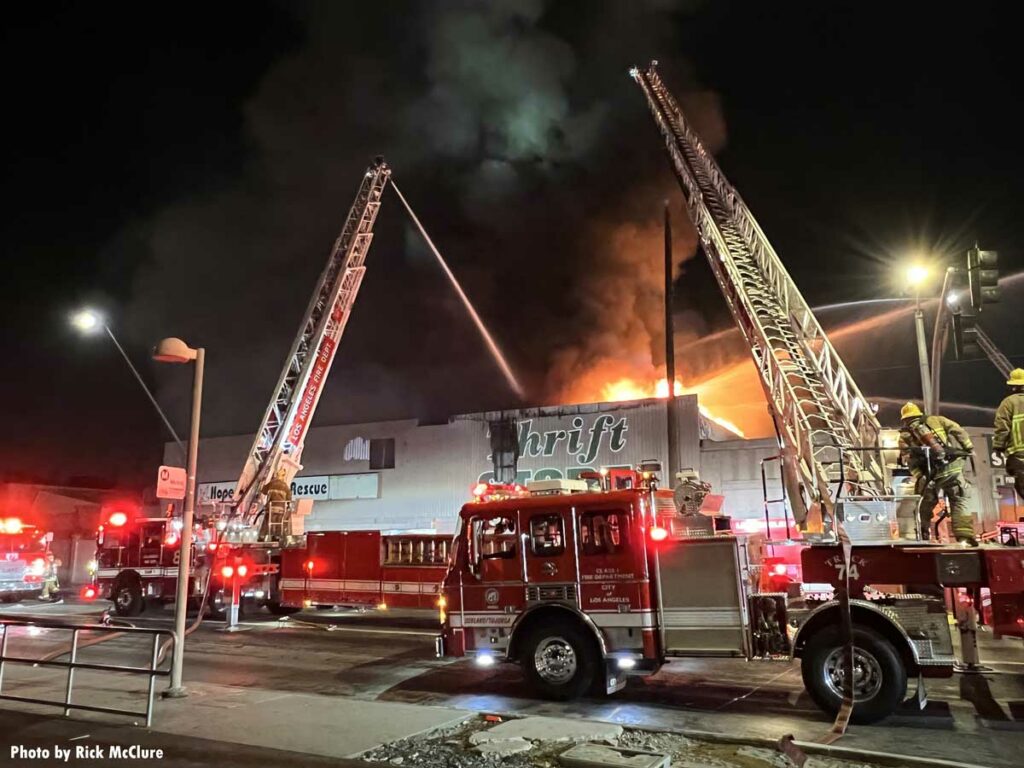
169,394 -> 788,535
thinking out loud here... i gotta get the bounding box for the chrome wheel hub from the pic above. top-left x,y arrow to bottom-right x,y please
823,646 -> 883,701
116,588 -> 133,608
534,637 -> 577,684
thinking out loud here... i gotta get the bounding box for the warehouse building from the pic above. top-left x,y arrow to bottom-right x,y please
163,395 -> 1016,535
168,395 -> 791,534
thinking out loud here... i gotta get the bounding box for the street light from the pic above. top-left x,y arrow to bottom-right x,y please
905,263 -> 930,291
71,309 -> 102,333
901,262 -> 934,412
70,308 -> 184,455
153,337 -> 205,698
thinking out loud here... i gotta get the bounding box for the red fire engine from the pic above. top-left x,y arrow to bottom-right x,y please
89,506 -> 200,615
437,475 -> 1024,724
0,517 -> 57,603
434,61 -> 1024,727
278,531 -> 451,610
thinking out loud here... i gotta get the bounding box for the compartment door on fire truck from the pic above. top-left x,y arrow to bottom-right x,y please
655,536 -> 748,656
524,506 -> 577,602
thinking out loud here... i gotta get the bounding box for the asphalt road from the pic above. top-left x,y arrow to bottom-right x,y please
2,599 -> 1023,766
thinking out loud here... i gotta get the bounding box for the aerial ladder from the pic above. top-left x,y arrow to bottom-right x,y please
631,62 -> 888,532
229,157 -> 392,536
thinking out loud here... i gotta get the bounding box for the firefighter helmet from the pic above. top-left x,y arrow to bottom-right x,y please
1007,368 -> 1024,387
900,402 -> 924,421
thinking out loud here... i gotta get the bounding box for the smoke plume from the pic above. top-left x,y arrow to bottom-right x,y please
120,1 -> 725,438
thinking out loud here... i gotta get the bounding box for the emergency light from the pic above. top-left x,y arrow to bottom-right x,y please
0,517 -> 23,534
107,511 -> 128,527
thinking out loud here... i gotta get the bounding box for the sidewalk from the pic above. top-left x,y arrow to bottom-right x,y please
0,680 -> 472,762
0,708 -> 372,767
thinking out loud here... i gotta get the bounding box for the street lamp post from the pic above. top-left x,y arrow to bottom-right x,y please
70,309 -> 185,457
152,337 -> 205,697
904,264 -> 934,411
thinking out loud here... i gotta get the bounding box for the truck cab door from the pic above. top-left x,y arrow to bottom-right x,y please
460,513 -> 525,646
139,523 -> 164,568
523,507 -> 578,603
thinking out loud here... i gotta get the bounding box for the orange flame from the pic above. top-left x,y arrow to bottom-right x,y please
599,376 -> 748,438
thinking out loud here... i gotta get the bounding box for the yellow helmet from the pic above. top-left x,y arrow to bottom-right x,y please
900,402 -> 924,420
1007,368 -> 1024,387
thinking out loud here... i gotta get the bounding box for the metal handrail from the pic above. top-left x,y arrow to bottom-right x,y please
0,617 -> 175,727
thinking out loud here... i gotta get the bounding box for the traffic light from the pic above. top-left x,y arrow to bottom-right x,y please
966,246 -> 999,311
951,310 -> 980,360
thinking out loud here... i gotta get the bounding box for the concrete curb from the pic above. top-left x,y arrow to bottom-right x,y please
472,711 -> 989,768
348,712 -> 475,759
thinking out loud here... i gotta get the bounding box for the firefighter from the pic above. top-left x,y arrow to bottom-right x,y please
38,552 -> 62,602
898,402 -> 977,545
260,468 -> 292,539
993,368 -> 1024,502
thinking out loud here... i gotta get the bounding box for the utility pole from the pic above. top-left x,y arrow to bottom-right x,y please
664,202 -> 679,478
914,296 -> 934,413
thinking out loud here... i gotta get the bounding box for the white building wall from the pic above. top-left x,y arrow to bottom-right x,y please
164,398 -> 705,534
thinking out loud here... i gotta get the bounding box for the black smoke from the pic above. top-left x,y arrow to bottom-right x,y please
121,0 -> 722,438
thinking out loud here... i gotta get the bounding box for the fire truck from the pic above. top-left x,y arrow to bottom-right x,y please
0,517 -> 58,603
89,158 -> 452,618
435,62 -> 1024,727
278,531 -> 451,610
437,473 -> 1024,724
89,506 -> 196,615
85,503 -> 287,617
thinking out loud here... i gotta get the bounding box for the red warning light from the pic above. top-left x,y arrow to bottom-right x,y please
772,563 -> 788,577
649,526 -> 668,542
107,511 -> 128,527
221,565 -> 234,579
80,585 -> 98,600
236,564 -> 248,578
305,560 -> 315,574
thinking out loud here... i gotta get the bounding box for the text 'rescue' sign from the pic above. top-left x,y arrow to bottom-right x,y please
288,335 -> 336,447
198,475 -> 332,504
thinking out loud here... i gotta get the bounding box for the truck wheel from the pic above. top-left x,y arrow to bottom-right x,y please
266,601 -> 301,617
801,625 -> 907,724
521,620 -> 598,701
112,580 -> 144,617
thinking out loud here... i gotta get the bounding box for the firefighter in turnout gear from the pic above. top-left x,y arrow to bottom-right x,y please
993,368 -> 1024,502
259,469 -> 292,540
898,402 -> 977,544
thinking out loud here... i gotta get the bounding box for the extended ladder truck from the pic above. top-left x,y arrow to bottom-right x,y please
88,159 -> 394,618
204,158 -> 393,617
435,63 -> 1024,725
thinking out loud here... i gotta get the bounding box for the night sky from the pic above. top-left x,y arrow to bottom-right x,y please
2,1 -> 1021,488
